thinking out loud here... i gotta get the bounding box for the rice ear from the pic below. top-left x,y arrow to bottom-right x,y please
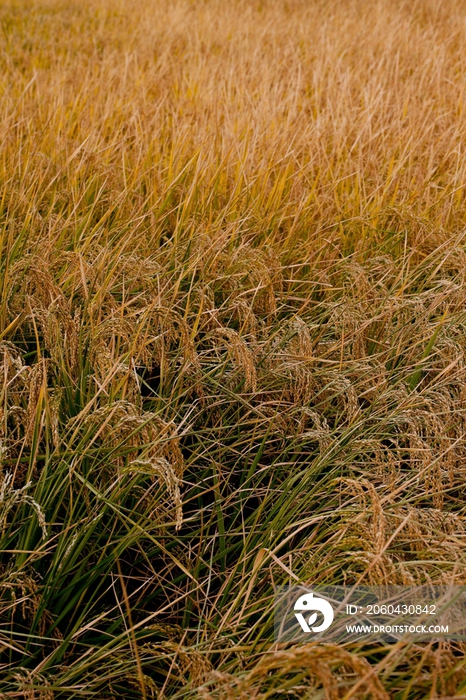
124,457 -> 183,530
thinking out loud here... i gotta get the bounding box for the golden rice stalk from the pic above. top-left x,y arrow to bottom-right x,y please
0,472 -> 47,540
6,256 -> 80,375
209,328 -> 257,393
143,640 -> 212,687
0,343 -> 29,439
124,457 -> 183,530
49,388 -> 64,448
299,407 -> 333,451
34,302 -> 80,374
285,317 -> 314,360
188,286 -> 220,334
260,317 -> 317,406
49,250 -> 91,301
210,244 -> 283,316
327,300 -> 368,361
1,569 -> 40,623
78,401 -> 185,477
218,298 -> 260,338
332,478 -> 466,584
11,669 -> 54,700
107,253 -> 164,300
199,643 -> 388,700
8,257 -> 65,315
135,305 -> 197,370
316,371 -> 361,423
25,361 -> 47,447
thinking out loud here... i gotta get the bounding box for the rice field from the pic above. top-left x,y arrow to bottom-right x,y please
1,0 -> 466,697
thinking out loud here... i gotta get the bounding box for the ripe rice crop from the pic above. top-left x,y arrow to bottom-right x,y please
1,0 -> 466,696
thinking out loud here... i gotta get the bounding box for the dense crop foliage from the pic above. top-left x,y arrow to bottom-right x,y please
1,0 -> 466,697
